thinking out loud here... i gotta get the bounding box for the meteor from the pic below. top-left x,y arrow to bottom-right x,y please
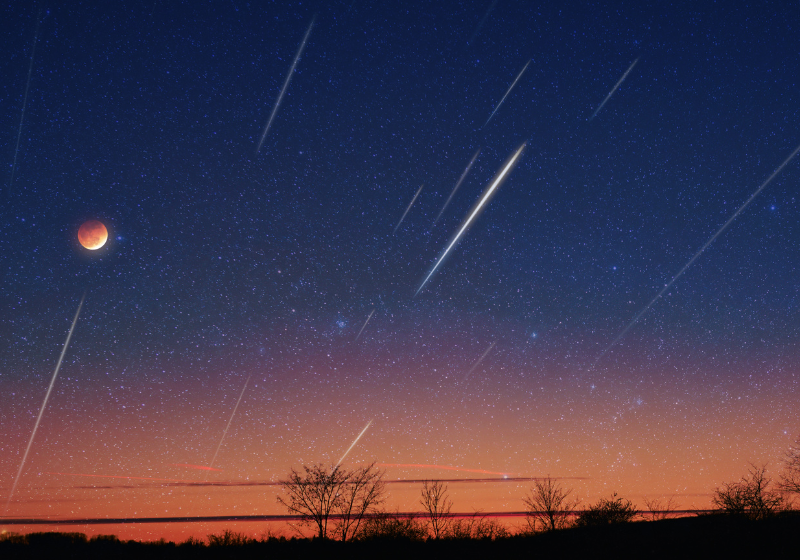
434,148 -> 481,224
463,341 -> 496,383
468,0 -> 498,45
483,60 -> 530,128
589,57 -> 639,121
354,308 -> 375,341
6,292 -> 85,512
8,10 -> 42,198
595,141 -> 800,366
335,419 -> 373,469
394,184 -> 424,233
256,17 -> 315,153
416,143 -> 526,296
206,375 -> 250,477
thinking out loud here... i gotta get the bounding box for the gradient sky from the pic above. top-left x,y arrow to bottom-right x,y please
2,0 -> 800,542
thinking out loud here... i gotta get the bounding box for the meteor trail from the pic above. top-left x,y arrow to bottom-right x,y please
6,292 -> 85,512
595,141 -> 800,366
394,184 -> 424,233
335,419 -> 373,469
463,341 -> 496,382
483,60 -> 530,128
256,17 -> 315,153
355,308 -> 375,341
8,11 -> 42,198
468,0 -> 498,45
416,143 -> 526,296
435,148 -> 481,224
206,375 -> 250,477
589,57 -> 639,120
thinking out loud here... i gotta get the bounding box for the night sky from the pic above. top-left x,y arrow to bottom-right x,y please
2,0 -> 800,540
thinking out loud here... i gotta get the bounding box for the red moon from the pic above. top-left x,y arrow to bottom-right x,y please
78,220 -> 108,250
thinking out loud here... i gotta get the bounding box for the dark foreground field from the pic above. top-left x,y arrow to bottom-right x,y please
3,513 -> 799,560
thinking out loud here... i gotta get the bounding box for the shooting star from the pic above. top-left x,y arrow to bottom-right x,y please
483,60 -> 530,129
435,148 -> 481,224
335,419 -> 373,469
206,375 -> 251,478
463,342 -> 496,383
589,57 -> 639,121
468,0 -> 498,45
256,17 -> 315,153
594,141 -> 800,366
8,10 -> 42,198
6,292 -> 85,512
355,308 -> 375,341
394,184 -> 424,233
416,143 -> 526,296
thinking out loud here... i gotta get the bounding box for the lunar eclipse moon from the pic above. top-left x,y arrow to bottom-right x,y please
77,220 -> 108,250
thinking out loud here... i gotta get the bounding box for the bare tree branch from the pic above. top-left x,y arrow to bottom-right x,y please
522,476 -> 578,532
334,462 -> 386,541
277,462 -> 386,541
712,463 -> 785,520
420,480 -> 453,539
642,496 -> 679,521
778,436 -> 800,499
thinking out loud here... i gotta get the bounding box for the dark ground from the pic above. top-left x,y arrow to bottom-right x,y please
2,513 -> 799,559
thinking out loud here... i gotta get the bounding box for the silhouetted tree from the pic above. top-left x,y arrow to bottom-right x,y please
642,496 -> 679,521
420,480 -> 453,539
333,462 -> 387,541
712,463 -> 784,520
575,493 -> 638,527
779,435 -> 800,500
278,464 -> 347,539
522,476 -> 578,532
277,462 -> 385,540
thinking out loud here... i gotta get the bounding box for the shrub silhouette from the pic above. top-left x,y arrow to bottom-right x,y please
358,511 -> 427,541
207,529 -> 253,546
575,493 -> 638,527
712,463 -> 784,520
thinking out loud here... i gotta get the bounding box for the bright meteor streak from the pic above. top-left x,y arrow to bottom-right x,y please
355,308 -> 375,341
595,141 -> 800,366
483,60 -> 530,128
394,184 -> 424,233
335,419 -> 373,469
206,375 -> 250,478
416,143 -> 526,296
256,17 -> 315,153
589,57 -> 639,120
6,292 -> 85,513
435,148 -> 481,224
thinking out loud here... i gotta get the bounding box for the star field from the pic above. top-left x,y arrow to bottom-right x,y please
2,0 -> 800,540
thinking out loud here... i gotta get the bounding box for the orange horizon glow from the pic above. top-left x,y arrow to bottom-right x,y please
170,464 -> 223,471
45,472 -> 191,483
376,463 -> 512,476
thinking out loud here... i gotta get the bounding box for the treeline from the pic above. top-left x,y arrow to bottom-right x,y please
273,435 -> 800,541
3,515 -> 800,559
2,436 -> 798,557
